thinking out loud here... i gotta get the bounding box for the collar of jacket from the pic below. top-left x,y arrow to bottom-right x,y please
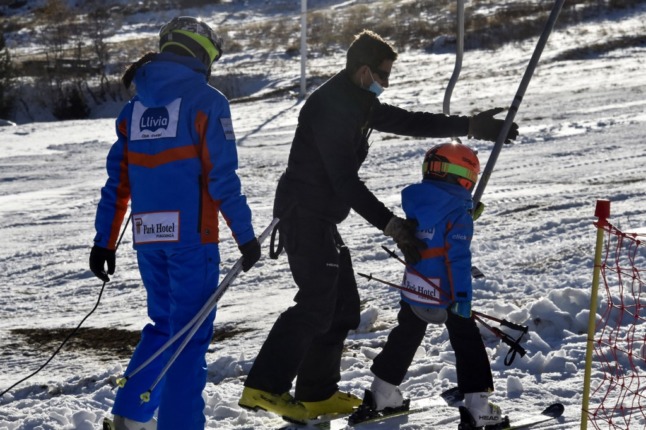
154,52 -> 209,76
335,69 -> 378,109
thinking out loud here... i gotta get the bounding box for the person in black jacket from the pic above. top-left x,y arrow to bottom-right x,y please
238,29 -> 518,424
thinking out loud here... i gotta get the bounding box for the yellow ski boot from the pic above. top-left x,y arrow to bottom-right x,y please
301,390 -> 362,419
238,386 -> 309,424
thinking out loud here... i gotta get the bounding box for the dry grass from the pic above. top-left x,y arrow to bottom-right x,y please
8,0 -> 645,68
2,0 -> 644,118
10,324 -> 254,361
214,0 -> 644,54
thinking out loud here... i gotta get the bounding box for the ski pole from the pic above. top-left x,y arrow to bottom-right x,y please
358,272 -> 452,306
381,246 -> 453,301
472,310 -> 529,334
359,271 -> 528,364
472,0 -> 566,207
118,217 -> 279,400
0,213 -> 132,398
359,272 -> 528,333
473,313 -> 527,366
472,311 -> 529,366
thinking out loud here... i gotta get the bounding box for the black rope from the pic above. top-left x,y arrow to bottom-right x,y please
268,220 -> 282,259
0,215 -> 132,398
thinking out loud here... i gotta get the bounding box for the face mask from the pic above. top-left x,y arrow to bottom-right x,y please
367,69 -> 384,97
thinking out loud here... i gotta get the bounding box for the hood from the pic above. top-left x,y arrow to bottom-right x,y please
402,180 -> 473,229
133,53 -> 208,106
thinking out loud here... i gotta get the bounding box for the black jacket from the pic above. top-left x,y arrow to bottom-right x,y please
274,69 -> 470,231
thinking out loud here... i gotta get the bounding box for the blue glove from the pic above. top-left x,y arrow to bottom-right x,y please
450,301 -> 472,318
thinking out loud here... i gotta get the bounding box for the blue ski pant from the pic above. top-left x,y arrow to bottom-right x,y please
112,243 -> 219,430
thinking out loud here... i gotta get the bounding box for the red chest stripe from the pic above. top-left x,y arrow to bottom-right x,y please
128,145 -> 199,168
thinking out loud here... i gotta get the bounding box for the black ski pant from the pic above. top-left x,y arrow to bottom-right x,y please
244,214 -> 361,402
371,301 -> 494,394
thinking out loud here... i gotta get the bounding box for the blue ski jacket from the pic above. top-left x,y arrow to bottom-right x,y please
94,53 -> 255,250
400,180 -> 474,308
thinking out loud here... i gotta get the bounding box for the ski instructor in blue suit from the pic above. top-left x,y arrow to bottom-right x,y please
89,17 -> 260,430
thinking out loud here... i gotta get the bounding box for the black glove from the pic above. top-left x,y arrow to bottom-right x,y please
468,107 -> 519,143
239,237 -> 261,272
383,216 -> 426,264
89,245 -> 116,282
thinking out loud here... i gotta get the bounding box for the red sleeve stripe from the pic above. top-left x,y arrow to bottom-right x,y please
195,111 -> 220,244
108,119 -> 132,249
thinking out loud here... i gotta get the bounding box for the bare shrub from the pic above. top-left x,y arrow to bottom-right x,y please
52,83 -> 91,120
0,32 -> 16,118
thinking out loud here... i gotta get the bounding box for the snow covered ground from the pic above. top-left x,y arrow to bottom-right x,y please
1,1 -> 646,429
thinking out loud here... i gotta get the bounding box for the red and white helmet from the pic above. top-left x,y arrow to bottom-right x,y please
422,141 -> 480,191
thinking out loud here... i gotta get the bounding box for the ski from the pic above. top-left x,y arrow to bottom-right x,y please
443,387 -> 564,430
277,390 -> 563,430
276,412 -> 351,430
457,402 -> 564,430
500,403 -> 564,430
277,387 -> 462,429
277,396 -> 453,429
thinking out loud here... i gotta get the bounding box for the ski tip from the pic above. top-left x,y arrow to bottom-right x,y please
542,403 -> 565,418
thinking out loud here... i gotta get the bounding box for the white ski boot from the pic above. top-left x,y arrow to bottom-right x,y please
458,392 -> 507,429
371,376 -> 405,410
349,377 -> 409,425
102,415 -> 157,430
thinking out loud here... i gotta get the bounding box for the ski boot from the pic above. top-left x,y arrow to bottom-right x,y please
238,386 -> 309,424
457,392 -> 509,430
301,390 -> 362,418
102,415 -> 157,430
349,377 -> 410,425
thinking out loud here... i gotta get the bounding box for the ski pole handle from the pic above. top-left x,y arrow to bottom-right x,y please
473,314 -> 527,366
472,310 -> 528,333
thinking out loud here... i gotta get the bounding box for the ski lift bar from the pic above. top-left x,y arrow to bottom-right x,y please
443,0 -> 465,116
473,0 -> 566,206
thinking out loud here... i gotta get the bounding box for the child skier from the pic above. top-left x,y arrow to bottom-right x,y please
351,141 -> 505,429
89,16 -> 260,430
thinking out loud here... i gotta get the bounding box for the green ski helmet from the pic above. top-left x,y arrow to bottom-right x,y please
159,16 -> 223,69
